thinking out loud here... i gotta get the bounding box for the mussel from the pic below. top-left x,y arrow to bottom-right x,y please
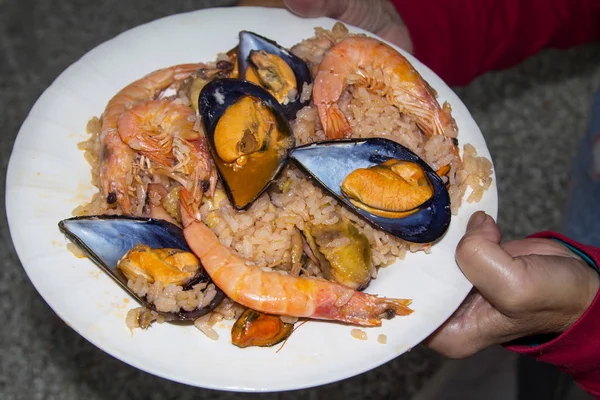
341,159 -> 434,219
289,138 -> 451,243
180,60 -> 235,112
199,78 -> 296,210
238,31 -> 312,119
58,216 -> 225,321
231,309 -> 294,348
117,244 -> 200,286
304,219 -> 372,291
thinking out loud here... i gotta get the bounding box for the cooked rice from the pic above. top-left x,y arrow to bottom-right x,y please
125,307 -> 166,330
280,315 -> 299,324
351,329 -> 368,340
127,275 -> 218,313
194,314 -> 219,340
74,24 -> 493,334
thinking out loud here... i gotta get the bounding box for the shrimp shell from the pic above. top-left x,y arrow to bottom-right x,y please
180,189 -> 413,327
99,63 -> 205,213
313,37 -> 458,142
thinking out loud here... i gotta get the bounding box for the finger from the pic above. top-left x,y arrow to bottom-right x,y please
283,0 -> 414,53
284,0 -> 379,32
515,254 -> 599,333
284,0 -> 368,21
502,238 -> 584,260
424,291 -> 494,359
237,0 -> 285,7
283,0 -> 329,17
456,212 -> 525,302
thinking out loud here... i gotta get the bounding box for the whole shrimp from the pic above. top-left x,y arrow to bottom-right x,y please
313,37 -> 457,141
179,189 -> 413,327
117,99 -> 217,211
99,63 -> 205,213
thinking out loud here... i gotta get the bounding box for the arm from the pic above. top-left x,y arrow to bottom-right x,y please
506,232 -> 600,398
392,0 -> 600,85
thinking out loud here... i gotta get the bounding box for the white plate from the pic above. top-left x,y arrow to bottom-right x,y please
6,7 -> 497,392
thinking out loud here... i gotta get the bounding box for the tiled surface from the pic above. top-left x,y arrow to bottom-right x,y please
2,1 -> 600,399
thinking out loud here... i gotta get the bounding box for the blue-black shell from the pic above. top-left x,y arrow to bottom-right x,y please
288,138 -> 452,243
238,31 -> 312,119
198,78 -> 295,210
58,216 -> 224,321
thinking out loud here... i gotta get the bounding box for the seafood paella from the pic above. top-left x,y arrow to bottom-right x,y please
59,23 -> 493,348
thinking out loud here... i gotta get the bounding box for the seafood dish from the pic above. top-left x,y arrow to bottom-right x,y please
59,24 -> 493,348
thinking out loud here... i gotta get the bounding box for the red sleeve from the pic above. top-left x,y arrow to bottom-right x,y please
391,0 -> 600,86
504,231 -> 600,398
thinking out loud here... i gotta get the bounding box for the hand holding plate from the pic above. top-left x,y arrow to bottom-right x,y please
425,211 -> 600,359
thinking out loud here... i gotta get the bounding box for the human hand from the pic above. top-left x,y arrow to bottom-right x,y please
426,211 -> 600,359
282,0 -> 413,53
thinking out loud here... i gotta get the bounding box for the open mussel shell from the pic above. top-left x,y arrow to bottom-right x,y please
238,31 -> 312,119
289,138 -> 451,243
58,216 -> 225,321
199,78 -> 295,210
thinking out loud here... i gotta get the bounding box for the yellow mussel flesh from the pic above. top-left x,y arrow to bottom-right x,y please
117,243 -> 200,286
231,309 -> 294,348
245,50 -> 297,105
304,218 -> 372,291
341,159 -> 434,218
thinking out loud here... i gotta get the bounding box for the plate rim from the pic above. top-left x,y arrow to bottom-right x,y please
5,6 -> 497,392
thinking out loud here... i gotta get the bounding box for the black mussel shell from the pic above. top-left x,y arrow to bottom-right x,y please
288,138 -> 451,243
199,78 -> 295,210
238,31 -> 312,119
58,216 -> 225,321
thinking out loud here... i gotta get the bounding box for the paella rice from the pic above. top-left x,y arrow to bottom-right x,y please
71,23 -> 493,338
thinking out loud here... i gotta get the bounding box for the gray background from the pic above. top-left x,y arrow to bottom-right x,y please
2,1 -> 599,399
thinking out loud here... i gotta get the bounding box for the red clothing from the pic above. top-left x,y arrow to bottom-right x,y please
389,1 -> 600,395
506,232 -> 600,398
392,0 -> 600,86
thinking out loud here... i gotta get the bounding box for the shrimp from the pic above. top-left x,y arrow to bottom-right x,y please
118,99 -> 217,211
179,189 -> 413,327
313,37 -> 457,141
99,63 -> 205,213
118,99 -> 199,166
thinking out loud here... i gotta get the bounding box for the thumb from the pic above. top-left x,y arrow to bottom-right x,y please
283,0 -> 362,24
283,0 -> 332,18
456,212 -> 524,303
283,0 -> 414,53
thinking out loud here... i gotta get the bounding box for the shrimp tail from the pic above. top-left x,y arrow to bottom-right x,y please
314,291 -> 413,327
320,103 -> 352,139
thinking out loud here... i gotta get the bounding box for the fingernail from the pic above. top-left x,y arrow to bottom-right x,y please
467,211 -> 487,230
